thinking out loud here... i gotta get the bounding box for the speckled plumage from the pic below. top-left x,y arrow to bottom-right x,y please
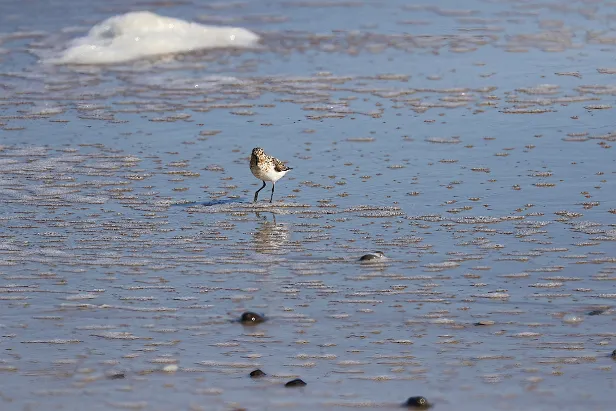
250,147 -> 292,203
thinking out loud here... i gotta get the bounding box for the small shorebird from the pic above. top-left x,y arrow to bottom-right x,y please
250,147 -> 292,203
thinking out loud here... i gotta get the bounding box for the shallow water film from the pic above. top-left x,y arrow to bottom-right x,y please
1,0 -> 616,410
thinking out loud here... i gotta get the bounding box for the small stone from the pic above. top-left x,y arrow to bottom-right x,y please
359,251 -> 385,261
404,396 -> 431,409
588,309 -> 607,316
250,369 -> 266,378
474,320 -> 495,326
240,312 -> 266,324
106,372 -> 125,380
285,378 -> 307,387
611,350 -> 616,359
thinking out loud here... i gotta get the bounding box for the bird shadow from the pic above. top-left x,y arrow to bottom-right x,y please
171,198 -> 290,208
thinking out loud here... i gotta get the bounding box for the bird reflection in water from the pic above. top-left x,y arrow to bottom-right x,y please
253,212 -> 290,255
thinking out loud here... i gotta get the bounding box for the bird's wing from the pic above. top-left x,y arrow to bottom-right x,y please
274,159 -> 292,172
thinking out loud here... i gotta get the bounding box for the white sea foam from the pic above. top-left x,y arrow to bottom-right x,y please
46,11 -> 260,65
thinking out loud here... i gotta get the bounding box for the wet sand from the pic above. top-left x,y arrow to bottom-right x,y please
0,0 -> 615,410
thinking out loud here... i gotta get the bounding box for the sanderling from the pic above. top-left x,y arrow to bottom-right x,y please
359,251 -> 385,261
250,147 -> 293,203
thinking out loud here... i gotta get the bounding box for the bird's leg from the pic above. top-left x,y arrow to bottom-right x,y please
254,181 -> 266,203
269,182 -> 275,203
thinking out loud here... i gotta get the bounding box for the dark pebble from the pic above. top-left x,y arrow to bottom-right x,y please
250,369 -> 266,378
404,396 -> 431,409
474,320 -> 495,326
588,309 -> 606,316
611,350 -> 616,359
240,311 -> 266,324
285,378 -> 307,387
107,372 -> 125,380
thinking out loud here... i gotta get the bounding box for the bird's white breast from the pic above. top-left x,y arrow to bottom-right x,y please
252,167 -> 288,182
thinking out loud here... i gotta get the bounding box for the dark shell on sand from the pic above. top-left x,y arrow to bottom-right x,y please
404,396 -> 431,409
250,369 -> 266,378
285,378 -> 307,387
359,251 -> 385,261
240,311 -> 266,324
